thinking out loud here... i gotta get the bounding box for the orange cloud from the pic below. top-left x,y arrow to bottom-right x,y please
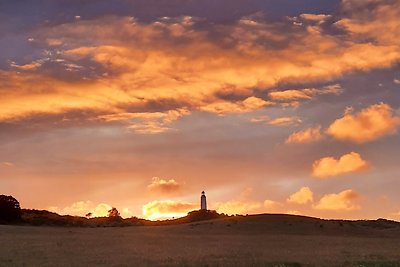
269,84 -> 342,102
299,13 -> 332,23
1,0 -> 399,130
312,152 -> 369,178
215,200 -> 261,215
287,187 -> 314,205
251,116 -> 302,126
285,126 -> 322,144
313,189 -> 360,211
215,190 -> 286,215
268,117 -> 302,126
215,187 -> 262,215
200,97 -> 271,115
142,200 -> 197,220
326,103 -> 399,143
99,109 -> 189,134
10,61 -> 43,70
147,177 -> 181,195
337,0 -> 400,46
49,201 -> 114,217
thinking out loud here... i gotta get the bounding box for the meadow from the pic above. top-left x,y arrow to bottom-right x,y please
1,214 -> 400,266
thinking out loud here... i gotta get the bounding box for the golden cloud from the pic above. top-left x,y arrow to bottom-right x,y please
268,117 -> 302,126
338,0 -> 400,45
285,126 -> 322,144
142,200 -> 197,220
269,84 -> 342,102
200,97 -> 271,115
215,200 -> 261,215
313,189 -> 360,211
49,201 -> 114,217
326,103 -> 399,143
215,187 -> 263,215
287,187 -> 314,204
147,177 -> 181,195
312,152 -> 369,178
251,116 -> 302,126
299,13 -> 332,23
99,109 -> 189,134
10,61 -> 43,70
1,0 -> 400,130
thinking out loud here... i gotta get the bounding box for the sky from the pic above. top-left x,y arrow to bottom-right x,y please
1,0 -> 400,220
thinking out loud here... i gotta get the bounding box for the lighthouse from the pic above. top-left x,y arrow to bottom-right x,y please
201,191 -> 207,210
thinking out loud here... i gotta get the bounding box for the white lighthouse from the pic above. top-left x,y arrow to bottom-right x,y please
201,191 -> 207,210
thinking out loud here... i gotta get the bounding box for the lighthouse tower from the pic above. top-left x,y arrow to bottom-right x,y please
201,191 -> 207,210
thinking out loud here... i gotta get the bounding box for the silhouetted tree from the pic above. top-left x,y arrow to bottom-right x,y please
108,207 -> 120,218
85,212 -> 92,219
0,195 -> 21,223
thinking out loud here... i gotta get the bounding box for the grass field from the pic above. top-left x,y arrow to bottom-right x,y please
1,215 -> 400,267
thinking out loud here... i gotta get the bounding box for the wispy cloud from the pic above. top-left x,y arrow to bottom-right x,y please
285,126 -> 322,144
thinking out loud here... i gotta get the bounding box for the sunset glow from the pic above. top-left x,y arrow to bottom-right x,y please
1,0 -> 400,221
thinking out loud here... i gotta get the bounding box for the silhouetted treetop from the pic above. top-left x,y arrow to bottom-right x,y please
0,195 -> 22,223
108,207 -> 120,218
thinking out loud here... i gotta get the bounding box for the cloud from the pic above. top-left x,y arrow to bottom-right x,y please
62,200 -> 93,214
49,201 -> 114,217
312,152 -> 369,178
268,84 -> 342,102
313,189 -> 360,211
98,109 -> 189,134
285,126 -> 322,144
142,200 -> 197,220
215,188 -> 262,215
2,0 -> 400,129
216,200 -> 261,215
200,97 -> 271,115
1,162 -> 14,167
337,0 -> 400,46
91,203 -> 114,217
287,187 -> 314,205
263,200 -> 283,211
147,177 -> 181,195
121,208 -> 133,218
251,116 -> 302,126
268,117 -> 302,126
299,13 -> 332,23
10,61 -> 43,71
326,103 -> 399,143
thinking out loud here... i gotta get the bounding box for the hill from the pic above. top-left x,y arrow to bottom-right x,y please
2,213 -> 400,266
17,209 -> 226,227
15,209 -> 400,238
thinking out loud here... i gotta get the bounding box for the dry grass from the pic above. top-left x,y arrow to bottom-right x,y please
1,215 -> 400,266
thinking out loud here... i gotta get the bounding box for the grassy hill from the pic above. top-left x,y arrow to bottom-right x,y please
2,213 -> 400,266
14,209 -> 400,241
